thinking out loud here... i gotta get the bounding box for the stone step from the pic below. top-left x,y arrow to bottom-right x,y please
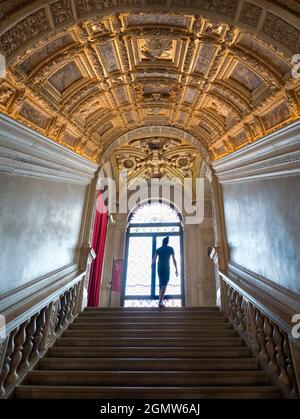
24,370 -> 270,386
15,385 -> 282,399
13,307 -> 282,399
78,310 -> 226,320
83,307 -> 219,312
47,346 -> 251,358
37,357 -> 261,371
74,317 -> 228,323
63,329 -> 238,338
56,337 -> 244,347
69,322 -> 233,330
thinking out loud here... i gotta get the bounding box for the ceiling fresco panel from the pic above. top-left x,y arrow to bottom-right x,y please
229,62 -> 263,92
260,101 -> 291,131
17,33 -> 76,77
48,61 -> 84,94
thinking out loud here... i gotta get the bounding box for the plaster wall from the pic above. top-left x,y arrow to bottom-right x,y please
222,175 -> 300,294
0,172 -> 87,296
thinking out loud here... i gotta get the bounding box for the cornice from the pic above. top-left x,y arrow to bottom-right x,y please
0,113 -> 98,184
212,120 -> 300,183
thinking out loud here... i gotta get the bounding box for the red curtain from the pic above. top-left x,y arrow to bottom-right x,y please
87,192 -> 108,307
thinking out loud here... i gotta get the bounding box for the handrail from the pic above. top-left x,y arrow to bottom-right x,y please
0,267 -> 85,339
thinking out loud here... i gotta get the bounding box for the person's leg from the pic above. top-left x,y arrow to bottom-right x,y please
158,269 -> 166,306
158,269 -> 169,306
159,285 -> 167,303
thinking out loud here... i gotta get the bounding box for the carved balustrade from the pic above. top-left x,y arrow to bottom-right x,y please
222,278 -> 299,398
0,279 -> 83,399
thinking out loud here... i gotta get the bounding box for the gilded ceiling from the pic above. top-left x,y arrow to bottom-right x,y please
0,0 -> 300,167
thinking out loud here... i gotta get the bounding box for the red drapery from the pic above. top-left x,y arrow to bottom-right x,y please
87,192 -> 108,307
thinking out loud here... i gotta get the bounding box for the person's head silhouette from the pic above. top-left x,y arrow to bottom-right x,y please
162,236 -> 169,246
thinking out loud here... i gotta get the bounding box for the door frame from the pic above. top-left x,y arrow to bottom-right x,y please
121,222 -> 185,306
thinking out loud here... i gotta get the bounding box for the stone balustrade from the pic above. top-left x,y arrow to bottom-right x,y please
0,279 -> 83,399
221,277 -> 299,398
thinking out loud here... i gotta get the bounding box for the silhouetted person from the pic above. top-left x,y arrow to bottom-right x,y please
152,236 -> 178,308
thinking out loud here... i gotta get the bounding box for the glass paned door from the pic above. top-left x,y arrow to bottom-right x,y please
122,202 -> 184,307
123,228 -> 183,305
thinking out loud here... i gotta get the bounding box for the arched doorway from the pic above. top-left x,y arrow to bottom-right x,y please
122,202 -> 184,307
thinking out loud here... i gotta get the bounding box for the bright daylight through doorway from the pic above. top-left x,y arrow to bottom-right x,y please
123,202 -> 183,308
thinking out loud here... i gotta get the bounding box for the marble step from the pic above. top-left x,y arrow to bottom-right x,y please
47,346 -> 251,358
15,385 -> 282,399
37,357 -> 261,371
24,370 -> 270,386
63,329 -> 238,338
57,337 -> 244,347
69,322 -> 233,330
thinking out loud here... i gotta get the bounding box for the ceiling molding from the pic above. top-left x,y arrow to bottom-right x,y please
0,113 -> 98,184
212,119 -> 300,183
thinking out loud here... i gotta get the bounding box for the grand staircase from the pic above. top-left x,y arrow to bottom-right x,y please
14,307 -> 282,399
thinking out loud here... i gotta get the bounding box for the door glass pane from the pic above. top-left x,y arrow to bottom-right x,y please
125,236 -> 153,296
131,202 -> 180,223
155,235 -> 181,297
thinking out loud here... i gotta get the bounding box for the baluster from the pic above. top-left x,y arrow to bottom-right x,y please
263,318 -> 278,372
6,321 -> 28,386
68,285 -> 76,323
61,291 -> 68,324
27,313 -> 39,363
18,315 -> 36,374
283,334 -> 298,397
228,287 -> 235,324
74,282 -> 81,314
0,328 -> 18,397
46,300 -> 60,348
37,307 -> 47,353
55,292 -> 67,333
55,299 -> 62,334
249,304 -> 260,352
236,293 -> 243,332
273,324 -> 290,387
39,304 -> 52,352
64,289 -> 72,324
233,290 -> 238,326
233,290 -> 239,328
56,292 -> 68,333
255,310 -> 268,362
240,299 -> 248,336
29,309 -> 46,363
74,282 -> 81,315
226,284 -> 232,321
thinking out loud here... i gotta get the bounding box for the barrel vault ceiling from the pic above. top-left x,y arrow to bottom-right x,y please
1,0 -> 300,171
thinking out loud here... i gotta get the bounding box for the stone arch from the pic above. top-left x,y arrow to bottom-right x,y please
101,126 -> 210,163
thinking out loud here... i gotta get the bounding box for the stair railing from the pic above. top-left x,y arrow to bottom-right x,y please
219,271 -> 300,398
0,273 -> 85,399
